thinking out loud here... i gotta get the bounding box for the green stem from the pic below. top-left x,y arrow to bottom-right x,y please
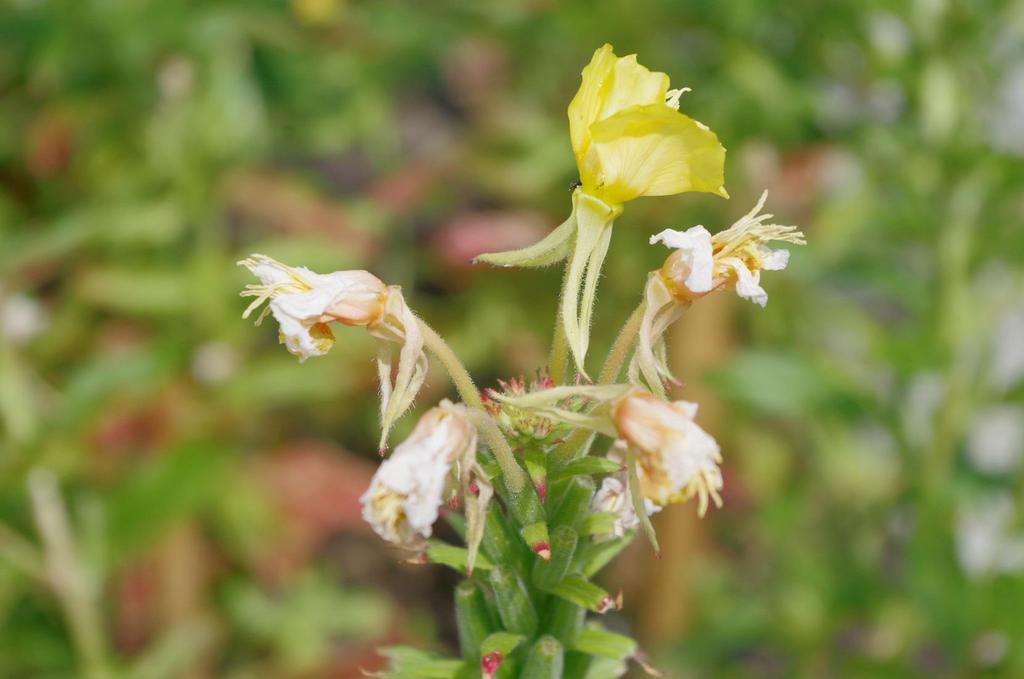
417,319 -> 527,492
548,235 -> 575,385
551,301 -> 644,463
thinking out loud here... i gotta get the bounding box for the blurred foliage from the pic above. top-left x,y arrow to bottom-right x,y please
1,0 -> 1023,677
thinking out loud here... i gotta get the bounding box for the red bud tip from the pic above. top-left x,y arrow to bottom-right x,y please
536,481 -> 547,504
481,651 -> 502,679
469,481 -> 479,495
447,495 -> 459,510
596,595 -> 617,613
533,542 -> 551,560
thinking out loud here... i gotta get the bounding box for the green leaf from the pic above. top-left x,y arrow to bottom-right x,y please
581,656 -> 629,679
375,646 -> 465,679
480,631 -> 525,657
532,525 -> 578,589
549,457 -> 622,482
426,541 -> 493,573
579,536 -> 633,578
571,627 -> 636,660
540,597 -> 585,644
543,574 -> 614,613
519,520 -> 551,558
548,476 -> 595,528
455,582 -> 495,661
488,566 -> 539,636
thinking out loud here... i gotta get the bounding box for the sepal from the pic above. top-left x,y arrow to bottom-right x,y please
474,213 -> 576,268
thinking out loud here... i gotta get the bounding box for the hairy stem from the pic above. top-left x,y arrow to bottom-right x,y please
597,301 -> 644,385
551,301 -> 644,463
418,319 -> 527,492
548,235 -> 575,385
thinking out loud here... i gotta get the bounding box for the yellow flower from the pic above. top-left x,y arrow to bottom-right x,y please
568,44 -> 728,207
477,45 -> 728,376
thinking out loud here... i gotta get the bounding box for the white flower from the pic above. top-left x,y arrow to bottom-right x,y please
591,474 -> 660,539
239,254 -> 428,448
634,192 -> 803,394
613,391 -> 723,515
239,255 -> 388,361
650,191 -> 803,307
360,401 -> 477,547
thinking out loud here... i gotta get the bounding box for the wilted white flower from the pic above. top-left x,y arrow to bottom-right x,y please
239,255 -> 389,360
591,474 -> 660,539
239,254 -> 427,448
614,391 -> 723,515
633,192 -> 803,394
649,191 -> 803,307
360,401 -> 477,547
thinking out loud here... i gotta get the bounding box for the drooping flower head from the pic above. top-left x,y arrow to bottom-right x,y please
631,192 -> 805,395
239,255 -> 388,360
569,44 -> 728,207
239,254 -> 427,448
360,401 -> 477,547
650,190 -> 805,307
613,391 -> 723,516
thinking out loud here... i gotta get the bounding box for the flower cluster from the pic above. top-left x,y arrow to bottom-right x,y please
239,43 -> 804,678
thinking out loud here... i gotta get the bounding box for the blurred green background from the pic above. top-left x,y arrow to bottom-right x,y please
2,0 -> 1023,677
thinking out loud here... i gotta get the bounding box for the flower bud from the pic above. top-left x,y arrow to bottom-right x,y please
613,391 -> 723,515
360,401 -> 476,546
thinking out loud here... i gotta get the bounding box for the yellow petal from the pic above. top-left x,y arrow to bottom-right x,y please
567,45 -> 670,162
568,44 -> 616,159
580,104 -> 727,205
